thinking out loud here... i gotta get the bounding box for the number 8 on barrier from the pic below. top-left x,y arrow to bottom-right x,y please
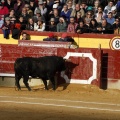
109,37 -> 120,50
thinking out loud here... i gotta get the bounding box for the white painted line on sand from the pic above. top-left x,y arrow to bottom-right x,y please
0,100 -> 120,112
0,95 -> 119,107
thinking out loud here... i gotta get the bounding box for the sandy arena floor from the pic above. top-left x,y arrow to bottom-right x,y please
0,84 -> 120,120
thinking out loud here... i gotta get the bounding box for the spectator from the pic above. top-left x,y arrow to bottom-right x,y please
26,18 -> 34,31
84,11 -> 93,26
48,18 -> 57,32
67,17 -> 78,33
93,0 -> 100,13
20,7 -> 31,24
96,18 -> 114,34
95,6 -> 106,17
10,16 -> 16,26
16,15 -> 26,30
60,0 -> 66,6
104,0 -> 115,15
42,0 -> 50,22
43,32 -> 57,41
0,2 -> 9,18
0,16 -> 4,28
111,6 -> 119,18
1,17 -> 13,39
34,18 -> 45,31
75,11 -> 84,23
89,18 -> 98,33
113,17 -> 120,30
12,23 -> 22,40
4,0 -> 14,10
71,4 -> 85,18
86,6 -> 95,18
47,0 -> 54,12
34,0 -> 47,17
110,5 -> 116,16
24,4 -> 33,17
58,33 -> 74,43
57,17 -> 67,32
100,0 -> 108,9
75,20 -> 89,34
66,0 -> 76,7
42,0 -> 49,9
95,12 -> 103,24
80,2 -> 88,13
94,6 -> 106,24
116,0 -> 120,12
54,0 -> 62,12
14,0 -> 25,16
48,3 -> 59,20
29,0 -> 37,13
49,9 -> 60,24
4,8 -> 16,23
67,0 -> 74,12
106,12 -> 115,25
32,9 -> 46,23
49,3 -> 56,14
60,4 -> 71,22
47,0 -> 55,15
21,32 -> 30,40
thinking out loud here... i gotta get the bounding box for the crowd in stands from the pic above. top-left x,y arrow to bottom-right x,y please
0,0 -> 120,39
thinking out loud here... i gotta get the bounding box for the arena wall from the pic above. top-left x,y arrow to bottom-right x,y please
0,30 -> 120,90
0,43 -> 102,89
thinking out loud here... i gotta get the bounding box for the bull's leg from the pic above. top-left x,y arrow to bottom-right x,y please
15,75 -> 22,91
49,77 -> 56,90
23,76 -> 31,91
42,78 -> 48,90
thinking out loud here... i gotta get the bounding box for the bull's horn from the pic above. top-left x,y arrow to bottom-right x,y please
64,59 -> 71,62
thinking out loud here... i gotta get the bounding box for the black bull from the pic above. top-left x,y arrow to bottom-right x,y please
14,56 -> 67,91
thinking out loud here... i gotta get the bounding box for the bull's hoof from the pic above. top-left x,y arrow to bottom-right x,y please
44,87 -> 49,90
16,88 -> 21,91
52,87 -> 56,91
28,88 -> 31,91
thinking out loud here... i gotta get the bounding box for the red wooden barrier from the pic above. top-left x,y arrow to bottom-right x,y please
101,49 -> 120,89
0,43 -> 102,88
0,44 -> 57,73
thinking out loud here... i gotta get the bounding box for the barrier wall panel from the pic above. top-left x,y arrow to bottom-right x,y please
1,53 -> 21,58
1,58 -> 17,61
0,63 -> 14,73
0,44 -> 57,74
102,49 -> 120,79
57,48 -> 101,87
21,47 -> 57,57
1,45 -> 22,54
100,49 -> 120,89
